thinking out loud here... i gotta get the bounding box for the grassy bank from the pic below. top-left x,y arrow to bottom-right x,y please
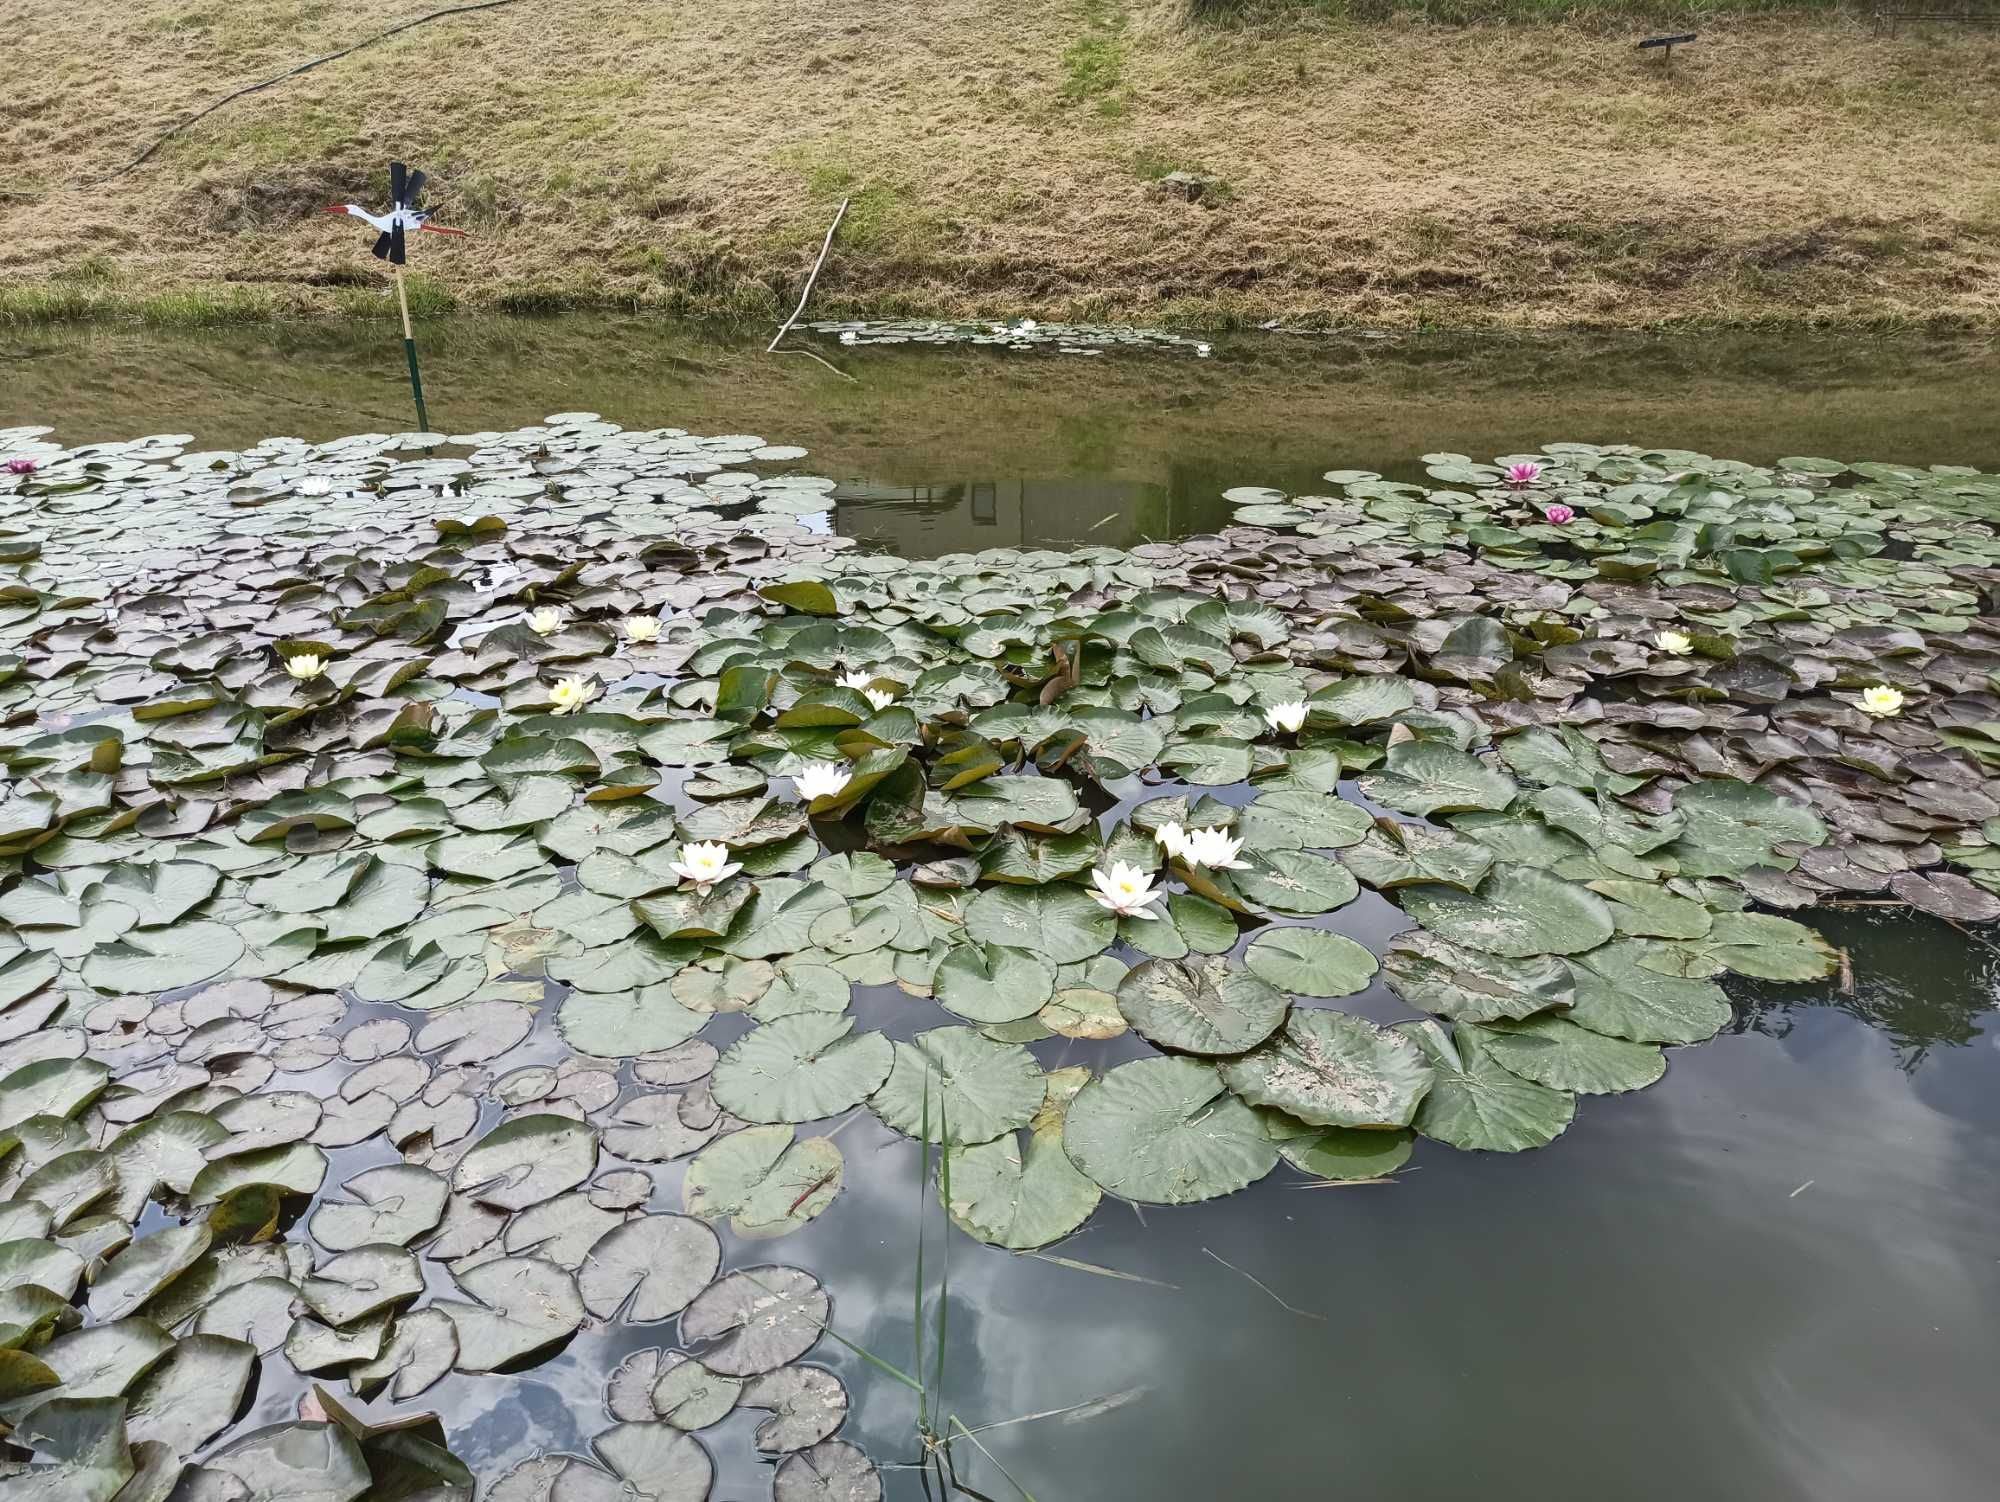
2,0 -> 1997,330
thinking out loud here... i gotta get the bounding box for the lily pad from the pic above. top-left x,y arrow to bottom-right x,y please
1062,1056 -> 1279,1205
710,1016 -> 894,1124
1116,956 -> 1288,1056
1400,863 -> 1615,958
682,1126 -> 844,1238
1242,929 -> 1379,998
869,1027 -> 1044,1145
1402,1021 -> 1575,1153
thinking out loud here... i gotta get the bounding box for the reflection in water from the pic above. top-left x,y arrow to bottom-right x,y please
1730,909 -> 1997,1073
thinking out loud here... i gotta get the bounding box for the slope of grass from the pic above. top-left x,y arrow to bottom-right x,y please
1,0 -> 1996,329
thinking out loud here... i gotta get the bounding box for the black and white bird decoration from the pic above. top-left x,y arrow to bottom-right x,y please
323,161 -> 466,264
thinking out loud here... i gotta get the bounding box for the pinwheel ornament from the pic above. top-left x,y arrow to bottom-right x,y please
323,161 -> 465,431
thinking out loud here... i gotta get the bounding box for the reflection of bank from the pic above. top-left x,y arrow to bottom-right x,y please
831,476 -> 1174,556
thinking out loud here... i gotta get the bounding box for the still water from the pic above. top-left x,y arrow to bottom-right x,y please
9,318 -> 2000,1500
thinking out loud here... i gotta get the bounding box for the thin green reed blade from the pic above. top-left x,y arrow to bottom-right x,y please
915,1071 -> 931,1432
934,1094 -> 950,1416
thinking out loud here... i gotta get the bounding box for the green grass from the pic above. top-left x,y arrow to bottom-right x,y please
1062,0 -> 1130,115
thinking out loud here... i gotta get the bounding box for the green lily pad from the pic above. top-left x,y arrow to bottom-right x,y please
1473,1014 -> 1666,1095
1242,929 -> 1379,998
1565,941 -> 1733,1043
1402,1021 -> 1575,1153
1359,742 -> 1517,817
1400,863 -> 1615,958
869,1027 -> 1044,1145
577,1215 -> 722,1322
683,1127 -> 843,1239
439,1255 -> 586,1373
1116,956 -> 1288,1055
711,1016 -> 894,1124
1382,930 -> 1575,1023
963,883 -> 1116,964
932,943 -> 1054,1024
1219,1009 -> 1433,1128
1062,1056 -> 1279,1205
941,1067 -> 1100,1250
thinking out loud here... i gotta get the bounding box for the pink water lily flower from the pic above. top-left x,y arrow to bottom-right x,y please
5,459 -> 36,476
1505,462 -> 1541,488
1542,503 -> 1575,525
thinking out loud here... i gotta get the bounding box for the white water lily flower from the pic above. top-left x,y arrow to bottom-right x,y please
296,476 -> 332,497
670,840 -> 742,887
1184,826 -> 1251,871
837,669 -> 875,691
1195,343 -> 1212,358
1860,685 -> 1905,718
1154,821 -> 1194,859
1656,630 -> 1693,656
863,686 -> 897,712
838,331 -> 859,346
1264,700 -> 1308,734
528,607 -> 565,636
623,614 -> 661,644
284,653 -> 325,681
548,675 -> 595,715
795,761 -> 851,803
1017,319 -> 1038,333
1090,861 -> 1165,919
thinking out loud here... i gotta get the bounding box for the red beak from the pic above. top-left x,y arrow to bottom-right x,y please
320,205 -> 350,214
419,224 -> 468,237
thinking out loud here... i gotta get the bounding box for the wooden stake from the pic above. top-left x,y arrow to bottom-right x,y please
767,197 -> 850,353
395,267 -> 430,432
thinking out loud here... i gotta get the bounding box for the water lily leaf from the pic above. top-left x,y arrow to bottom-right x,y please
309,1165 -> 448,1251
1340,819 -> 1495,890
933,943 -> 1053,1024
185,1274 -> 293,1356
741,1365 -> 849,1453
633,881 -> 754,942
87,1224 -> 212,1323
19,1150 -> 116,1231
124,1332 -> 254,1456
1062,1056 -> 1279,1205
601,1092 -> 718,1164
1473,1014 -> 1666,1095
714,880 -> 847,959
1116,956 -> 1287,1055
808,852 -> 895,898
683,1126 -> 842,1239
1232,790 -> 1372,851
1219,1009 -> 1433,1128
1309,676 -> 1417,726
1229,849 -> 1359,916
964,883 -> 1116,964
587,1421 -> 716,1501
439,1256 -> 585,1373
202,1420 -> 371,1502
300,1245 -> 422,1326
1639,912 -> 1838,982
0,1240 -> 86,1302
870,1027 -> 1043,1145
773,1439 -> 881,1502
1586,879 -> 1714,940
0,1057 -> 110,1133
711,1015 -> 894,1124
1360,742 -> 1517,818
349,1307 -> 458,1401
1400,863 -> 1614,958
557,986 -> 708,1056
1403,1021 -> 1575,1153
1565,941 -> 1733,1043
576,1215 -> 721,1322
1382,930 -> 1574,1022
189,1142 -> 327,1205
452,1114 -> 599,1211
941,1066 -> 1099,1250
680,1266 -> 827,1377
1263,1113 -> 1413,1180
1497,726 -> 1645,795
1666,778 -> 1827,876
414,1000 -> 535,1067
5,1396 -> 135,1502
27,1318 -> 173,1404
1243,929 -> 1379,998
81,921 -> 245,994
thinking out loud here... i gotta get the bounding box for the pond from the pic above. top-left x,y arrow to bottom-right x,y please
1,319 -> 1998,1502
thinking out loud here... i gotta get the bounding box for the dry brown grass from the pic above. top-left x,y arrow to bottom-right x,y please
2,0 -> 1998,328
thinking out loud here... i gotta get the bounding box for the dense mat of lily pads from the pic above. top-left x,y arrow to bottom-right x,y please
1,416 -> 1997,1498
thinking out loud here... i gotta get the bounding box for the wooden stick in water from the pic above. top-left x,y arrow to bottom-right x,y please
768,197 -> 850,353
